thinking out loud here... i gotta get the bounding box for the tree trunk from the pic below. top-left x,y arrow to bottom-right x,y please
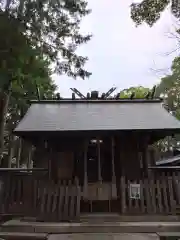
16,138 -> 22,168
0,92 -> 10,165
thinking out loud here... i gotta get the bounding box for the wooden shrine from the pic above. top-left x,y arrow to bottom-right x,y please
1,89 -> 180,222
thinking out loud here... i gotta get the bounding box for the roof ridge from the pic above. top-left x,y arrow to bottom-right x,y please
30,98 -> 163,104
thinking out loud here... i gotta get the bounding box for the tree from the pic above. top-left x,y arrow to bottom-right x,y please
154,56 -> 180,153
118,85 -> 178,154
0,13 -> 33,160
0,0 -> 92,167
156,56 -> 180,118
130,0 -> 179,26
1,59 -> 57,167
119,86 -> 150,98
0,0 -> 92,79
1,57 -> 57,167
0,11 -> 57,166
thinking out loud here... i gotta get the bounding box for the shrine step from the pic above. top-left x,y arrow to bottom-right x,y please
0,232 -> 47,240
80,214 -> 180,222
48,233 -> 159,240
80,213 -> 121,222
2,219 -> 180,234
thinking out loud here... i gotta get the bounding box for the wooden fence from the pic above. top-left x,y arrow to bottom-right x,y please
120,172 -> 180,215
0,174 -> 81,222
1,171 -> 180,220
37,179 -> 81,221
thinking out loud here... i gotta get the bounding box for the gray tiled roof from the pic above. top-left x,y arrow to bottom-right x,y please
14,100 -> 180,133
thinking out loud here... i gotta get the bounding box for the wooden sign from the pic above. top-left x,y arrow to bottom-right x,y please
129,183 -> 140,199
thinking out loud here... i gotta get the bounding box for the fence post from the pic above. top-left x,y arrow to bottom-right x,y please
120,175 -> 126,214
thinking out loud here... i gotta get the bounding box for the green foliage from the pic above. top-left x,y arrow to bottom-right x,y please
0,0 -> 92,79
0,12 -> 57,115
156,56 -> 180,116
119,86 -> 150,98
0,0 -> 92,167
154,56 -> 180,151
0,11 -> 57,165
131,0 -> 169,26
0,11 -> 55,90
0,12 -> 33,89
130,0 -> 180,27
118,80 -> 180,152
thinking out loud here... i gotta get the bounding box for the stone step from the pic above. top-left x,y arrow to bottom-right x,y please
80,214 -> 180,222
48,233 -> 159,240
157,231 -> 180,237
0,232 -> 47,240
1,220 -> 180,234
0,232 -> 160,240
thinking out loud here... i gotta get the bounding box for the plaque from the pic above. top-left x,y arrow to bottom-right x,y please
129,183 -> 140,199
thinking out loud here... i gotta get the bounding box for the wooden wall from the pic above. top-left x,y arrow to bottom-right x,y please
33,146 -> 76,181
117,135 -> 143,181
33,148 -> 49,168
33,133 -> 156,183
57,152 -> 74,179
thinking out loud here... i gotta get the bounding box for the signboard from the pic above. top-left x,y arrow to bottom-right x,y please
129,183 -> 141,199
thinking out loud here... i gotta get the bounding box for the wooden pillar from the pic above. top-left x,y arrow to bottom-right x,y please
141,135 -> 150,178
148,146 -> 155,166
146,147 -> 151,178
118,136 -> 125,178
7,135 -> 15,168
27,147 -> 32,169
16,138 -> 22,168
97,138 -> 102,182
83,140 -> 88,198
153,146 -> 160,163
97,138 -> 103,201
137,140 -> 144,179
73,151 -> 77,179
142,148 -> 148,178
111,137 -> 117,198
120,175 -> 126,213
111,137 -> 115,180
48,148 -> 52,180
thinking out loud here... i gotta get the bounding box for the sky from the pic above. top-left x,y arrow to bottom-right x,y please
53,0 -> 180,97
